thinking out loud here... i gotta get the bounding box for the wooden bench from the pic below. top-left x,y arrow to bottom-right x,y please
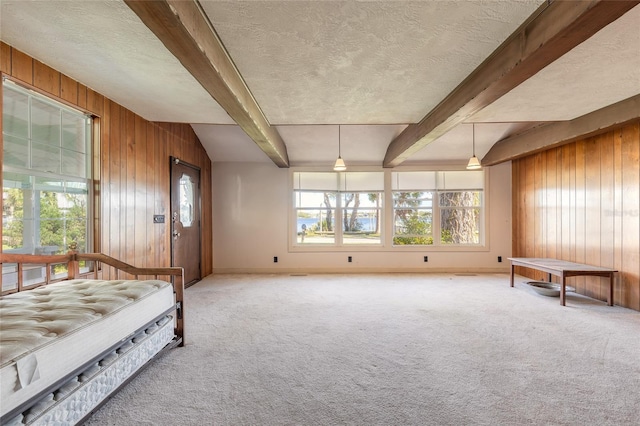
508,257 -> 617,307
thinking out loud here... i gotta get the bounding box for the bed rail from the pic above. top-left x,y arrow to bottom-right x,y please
0,252 -> 185,346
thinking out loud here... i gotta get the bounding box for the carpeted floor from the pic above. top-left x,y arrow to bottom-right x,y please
85,273 -> 640,425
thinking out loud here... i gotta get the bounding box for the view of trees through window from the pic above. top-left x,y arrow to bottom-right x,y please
2,80 -> 91,255
3,179 -> 88,253
294,170 -> 484,248
295,191 -> 382,245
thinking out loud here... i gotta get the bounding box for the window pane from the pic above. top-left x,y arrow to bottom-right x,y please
393,209 -> 433,244
296,209 -> 335,244
295,191 -> 336,209
32,141 -> 60,174
2,86 -> 29,138
38,218 -> 64,252
3,135 -> 29,168
439,191 -> 481,207
3,82 -> 91,255
31,98 -> 60,145
179,173 -> 195,227
393,191 -> 432,208
441,207 -> 481,244
343,208 -> 381,245
34,176 -> 64,192
341,192 -> 381,245
2,217 -> 25,250
65,218 -> 87,252
61,111 -> 86,153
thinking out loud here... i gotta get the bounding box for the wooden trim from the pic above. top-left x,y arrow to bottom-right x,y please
124,0 -> 290,168
383,0 -> 639,168
482,95 -> 640,166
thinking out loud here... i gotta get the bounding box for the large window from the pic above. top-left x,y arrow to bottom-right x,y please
293,172 -> 383,246
392,171 -> 483,246
2,79 -> 92,255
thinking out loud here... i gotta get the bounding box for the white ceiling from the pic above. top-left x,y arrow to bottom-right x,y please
1,1 -> 639,167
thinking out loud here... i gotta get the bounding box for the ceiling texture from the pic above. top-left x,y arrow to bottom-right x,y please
1,0 -> 639,168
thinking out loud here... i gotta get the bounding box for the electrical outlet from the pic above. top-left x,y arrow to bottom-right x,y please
348,256 -> 352,263
423,256 -> 428,262
273,256 -> 278,263
498,256 -> 502,263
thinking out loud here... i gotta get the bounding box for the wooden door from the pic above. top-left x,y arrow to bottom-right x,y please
170,157 -> 201,287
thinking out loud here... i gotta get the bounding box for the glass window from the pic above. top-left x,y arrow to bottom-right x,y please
342,192 -> 382,245
179,173 -> 195,227
292,170 -> 484,249
392,170 -> 483,246
439,191 -> 482,244
293,172 -> 383,246
393,191 -> 433,245
294,190 -> 337,244
2,80 -> 92,257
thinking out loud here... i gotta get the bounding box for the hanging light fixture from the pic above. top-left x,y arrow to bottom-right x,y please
466,123 -> 481,170
333,125 -> 347,171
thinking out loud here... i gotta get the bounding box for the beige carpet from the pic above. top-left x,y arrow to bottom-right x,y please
85,273 -> 640,425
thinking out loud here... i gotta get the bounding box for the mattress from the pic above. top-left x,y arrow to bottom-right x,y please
0,279 -> 175,419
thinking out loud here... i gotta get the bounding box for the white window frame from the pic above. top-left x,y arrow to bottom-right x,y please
2,78 -> 93,255
292,170 -> 384,249
289,166 -> 489,252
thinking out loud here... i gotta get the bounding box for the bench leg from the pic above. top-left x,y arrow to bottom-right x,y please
608,274 -> 614,306
560,277 -> 566,306
510,263 -> 515,287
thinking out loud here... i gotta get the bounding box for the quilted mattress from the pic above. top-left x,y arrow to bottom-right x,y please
0,279 -> 175,419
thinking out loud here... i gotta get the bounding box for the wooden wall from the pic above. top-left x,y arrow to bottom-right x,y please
1,43 -> 213,278
513,120 -> 640,311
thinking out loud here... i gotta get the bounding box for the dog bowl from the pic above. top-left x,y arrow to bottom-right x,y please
527,281 -> 575,297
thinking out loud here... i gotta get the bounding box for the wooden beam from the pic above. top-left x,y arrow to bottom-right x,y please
481,95 -> 640,166
124,0 -> 290,168
383,0 -> 639,168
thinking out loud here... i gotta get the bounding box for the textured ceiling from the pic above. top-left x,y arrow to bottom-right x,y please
202,0 -> 543,125
0,0 -> 234,124
1,1 -> 638,166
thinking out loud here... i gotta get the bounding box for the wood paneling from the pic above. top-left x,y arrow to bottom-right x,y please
620,122 -> 639,310
11,48 -> 33,84
513,121 -> 640,311
1,45 -> 213,277
60,74 -> 78,105
33,60 -> 60,96
1,42 -> 11,74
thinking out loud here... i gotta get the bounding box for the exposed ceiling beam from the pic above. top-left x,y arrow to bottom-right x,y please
383,0 -> 639,168
481,94 -> 640,166
124,0 -> 289,167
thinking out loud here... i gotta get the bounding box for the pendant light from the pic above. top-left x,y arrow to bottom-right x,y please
333,125 -> 347,171
466,123 -> 481,170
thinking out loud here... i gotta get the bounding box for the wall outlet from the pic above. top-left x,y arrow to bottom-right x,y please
423,256 -> 429,262
273,256 -> 278,263
498,256 -> 502,263
348,256 -> 352,263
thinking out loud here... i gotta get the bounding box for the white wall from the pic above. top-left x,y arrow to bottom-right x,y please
212,162 -> 512,273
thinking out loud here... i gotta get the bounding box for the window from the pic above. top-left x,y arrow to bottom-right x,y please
2,80 -> 92,255
293,172 -> 383,246
392,171 -> 484,246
